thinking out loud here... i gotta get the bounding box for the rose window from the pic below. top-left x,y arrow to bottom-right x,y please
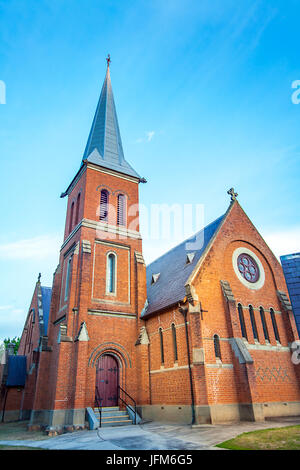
237,253 -> 260,283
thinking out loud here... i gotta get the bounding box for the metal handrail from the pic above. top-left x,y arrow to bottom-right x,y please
117,385 -> 137,425
95,386 -> 103,427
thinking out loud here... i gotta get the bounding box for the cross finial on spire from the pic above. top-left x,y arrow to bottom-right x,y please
106,54 -> 111,67
227,187 -> 238,202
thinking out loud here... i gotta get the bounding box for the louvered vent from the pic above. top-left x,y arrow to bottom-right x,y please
100,190 -> 109,221
117,194 -> 126,226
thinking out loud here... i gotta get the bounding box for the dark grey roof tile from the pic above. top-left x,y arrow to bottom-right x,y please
143,214 -> 225,318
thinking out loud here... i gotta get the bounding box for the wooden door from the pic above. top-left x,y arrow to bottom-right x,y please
95,355 -> 119,407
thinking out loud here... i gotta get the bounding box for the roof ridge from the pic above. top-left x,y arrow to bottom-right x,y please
146,213 -> 225,269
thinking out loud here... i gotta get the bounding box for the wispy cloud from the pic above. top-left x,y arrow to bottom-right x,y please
0,305 -> 25,321
0,305 -> 25,341
264,227 -> 300,260
135,130 -> 155,144
146,131 -> 155,141
0,234 -> 61,260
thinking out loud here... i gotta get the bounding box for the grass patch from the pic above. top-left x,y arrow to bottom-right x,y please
0,444 -> 43,450
216,425 -> 300,450
0,420 -> 51,449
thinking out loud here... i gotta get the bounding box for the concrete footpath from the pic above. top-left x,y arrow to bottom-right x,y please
0,416 -> 300,450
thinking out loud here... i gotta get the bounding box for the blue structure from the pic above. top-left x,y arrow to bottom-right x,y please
6,356 -> 26,387
281,252 -> 300,336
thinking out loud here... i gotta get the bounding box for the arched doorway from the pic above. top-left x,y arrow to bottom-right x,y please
95,354 -> 119,407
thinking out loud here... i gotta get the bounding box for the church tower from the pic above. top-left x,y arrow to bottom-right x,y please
30,57 -> 148,428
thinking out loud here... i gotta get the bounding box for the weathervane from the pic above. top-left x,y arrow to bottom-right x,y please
227,187 -> 238,202
106,54 -> 111,67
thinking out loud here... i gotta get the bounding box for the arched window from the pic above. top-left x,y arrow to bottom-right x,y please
249,305 -> 258,340
64,256 -> 72,301
25,309 -> 35,354
259,307 -> 269,341
75,192 -> 81,225
117,194 -> 126,226
171,323 -> 178,362
213,334 -> 221,360
100,189 -> 109,222
270,308 -> 280,342
106,253 -> 116,294
69,201 -> 74,233
159,328 -> 164,364
237,303 -> 247,339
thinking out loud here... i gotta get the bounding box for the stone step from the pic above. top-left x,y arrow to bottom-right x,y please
101,419 -> 133,427
101,406 -> 120,410
93,406 -> 133,427
94,406 -> 120,412
100,414 -> 130,420
94,410 -> 128,418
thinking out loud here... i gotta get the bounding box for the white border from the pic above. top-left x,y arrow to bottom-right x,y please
232,247 -> 265,290
92,240 -> 130,305
106,251 -> 117,296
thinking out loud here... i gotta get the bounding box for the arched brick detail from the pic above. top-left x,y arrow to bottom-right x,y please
88,342 -> 132,369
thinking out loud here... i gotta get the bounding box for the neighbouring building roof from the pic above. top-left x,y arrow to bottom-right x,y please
281,252 -> 300,336
143,214 -> 225,318
6,355 -> 26,387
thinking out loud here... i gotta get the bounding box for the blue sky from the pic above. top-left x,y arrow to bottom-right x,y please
0,0 -> 299,338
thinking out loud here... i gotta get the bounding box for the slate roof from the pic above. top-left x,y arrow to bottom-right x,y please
143,214 -> 225,318
40,286 -> 52,335
82,64 -> 142,181
61,62 -> 146,198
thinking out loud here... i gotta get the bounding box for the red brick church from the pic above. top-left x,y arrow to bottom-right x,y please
1,58 -> 300,430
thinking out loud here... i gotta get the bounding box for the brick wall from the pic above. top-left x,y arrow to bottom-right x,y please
145,308 -> 192,406
189,201 -> 300,409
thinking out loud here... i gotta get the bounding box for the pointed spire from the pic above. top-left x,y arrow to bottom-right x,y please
82,56 -> 143,181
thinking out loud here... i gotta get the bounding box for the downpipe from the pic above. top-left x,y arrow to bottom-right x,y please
178,304 -> 196,426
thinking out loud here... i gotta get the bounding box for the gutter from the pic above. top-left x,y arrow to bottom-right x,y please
60,160 -> 146,199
